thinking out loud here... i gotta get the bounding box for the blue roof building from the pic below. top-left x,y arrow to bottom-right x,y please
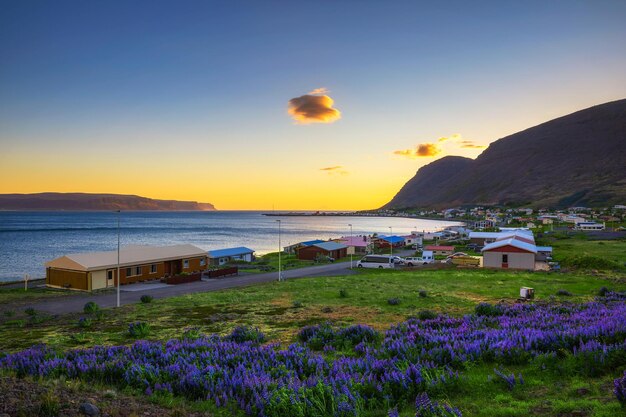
208,247 -> 255,265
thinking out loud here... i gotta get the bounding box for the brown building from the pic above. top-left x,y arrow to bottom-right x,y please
45,244 -> 208,291
296,242 -> 348,261
424,245 -> 455,256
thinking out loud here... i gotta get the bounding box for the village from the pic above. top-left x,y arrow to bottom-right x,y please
40,204 -> 626,294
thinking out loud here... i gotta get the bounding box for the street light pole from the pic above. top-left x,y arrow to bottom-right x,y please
276,219 -> 282,281
348,224 -> 353,269
389,226 -> 393,259
116,210 -> 121,308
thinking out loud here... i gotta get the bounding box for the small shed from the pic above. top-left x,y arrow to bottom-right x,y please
296,242 -> 348,261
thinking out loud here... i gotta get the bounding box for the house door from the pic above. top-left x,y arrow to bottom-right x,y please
107,270 -> 115,287
501,254 -> 509,269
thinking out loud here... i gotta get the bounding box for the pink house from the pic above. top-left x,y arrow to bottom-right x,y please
337,235 -> 370,254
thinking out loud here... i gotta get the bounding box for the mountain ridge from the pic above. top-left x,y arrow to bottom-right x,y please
384,99 -> 626,209
0,193 -> 216,211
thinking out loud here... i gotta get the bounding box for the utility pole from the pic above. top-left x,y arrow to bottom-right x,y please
276,219 -> 282,281
116,210 -> 121,308
348,223 -> 353,268
389,226 -> 393,260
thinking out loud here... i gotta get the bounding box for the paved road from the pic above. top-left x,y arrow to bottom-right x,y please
26,260 -> 357,315
22,250 -> 415,315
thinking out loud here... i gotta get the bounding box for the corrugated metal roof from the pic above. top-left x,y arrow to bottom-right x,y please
208,246 -> 255,258
46,244 -> 207,271
311,241 -> 348,251
536,246 -> 553,252
482,237 -> 537,254
378,235 -> 405,243
300,239 -> 326,246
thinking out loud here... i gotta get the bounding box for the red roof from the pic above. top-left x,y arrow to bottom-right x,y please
425,245 -> 455,250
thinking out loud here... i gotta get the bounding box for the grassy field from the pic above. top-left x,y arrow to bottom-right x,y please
2,267 -> 626,416
3,268 -> 623,352
549,238 -> 626,265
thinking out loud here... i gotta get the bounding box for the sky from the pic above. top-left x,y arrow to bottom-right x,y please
1,1 -> 625,210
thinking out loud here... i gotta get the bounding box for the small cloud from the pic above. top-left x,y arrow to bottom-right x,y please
393,143 -> 441,158
458,140 -> 486,149
287,89 -> 341,124
320,166 -> 348,176
308,87 -> 329,95
437,133 -> 462,142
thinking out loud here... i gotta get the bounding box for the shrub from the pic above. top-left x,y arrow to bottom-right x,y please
77,317 -> 93,328
292,300 -> 304,308
83,301 -> 100,314
556,289 -> 573,297
337,324 -> 381,347
140,295 -> 154,304
182,327 -> 202,340
5,319 -> 26,328
414,392 -> 462,417
387,298 -> 401,305
418,310 -> 438,320
3,310 -> 14,318
490,368 -> 523,391
127,322 -> 151,339
225,325 -> 266,344
38,390 -> 60,417
614,370 -> 626,406
24,307 -> 36,316
475,302 -> 503,317
598,286 -> 613,297
419,289 -> 428,298
339,289 -> 348,298
298,323 -> 336,350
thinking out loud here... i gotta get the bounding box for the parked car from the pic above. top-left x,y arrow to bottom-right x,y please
403,256 -> 432,266
391,256 -> 405,265
356,255 -> 395,269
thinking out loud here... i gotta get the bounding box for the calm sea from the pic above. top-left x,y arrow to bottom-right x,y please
0,211 -> 460,282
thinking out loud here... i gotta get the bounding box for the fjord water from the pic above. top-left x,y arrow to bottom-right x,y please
0,211 -> 459,281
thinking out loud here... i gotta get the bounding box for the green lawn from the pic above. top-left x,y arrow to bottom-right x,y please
2,267 -> 626,416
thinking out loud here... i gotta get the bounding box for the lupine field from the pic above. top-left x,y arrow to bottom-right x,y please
2,291 -> 626,416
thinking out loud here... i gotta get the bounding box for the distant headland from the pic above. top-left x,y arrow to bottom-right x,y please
0,193 -> 216,211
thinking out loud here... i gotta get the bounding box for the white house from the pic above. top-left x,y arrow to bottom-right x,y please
482,236 -> 537,270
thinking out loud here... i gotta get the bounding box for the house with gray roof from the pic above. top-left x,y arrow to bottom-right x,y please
296,241 -> 348,261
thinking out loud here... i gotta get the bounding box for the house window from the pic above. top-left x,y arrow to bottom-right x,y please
183,259 -> 189,269
134,266 -> 142,276
200,258 -> 206,267
150,264 -> 157,274
126,267 -> 132,276
502,254 -> 509,263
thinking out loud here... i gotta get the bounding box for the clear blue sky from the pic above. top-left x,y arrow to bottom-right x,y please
1,1 -> 625,209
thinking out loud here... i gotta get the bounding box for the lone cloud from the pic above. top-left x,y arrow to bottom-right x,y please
394,143 -> 441,158
288,89 -> 341,124
320,166 -> 348,176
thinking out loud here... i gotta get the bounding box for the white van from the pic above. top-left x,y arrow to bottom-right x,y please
356,255 -> 395,269
403,251 -> 435,266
